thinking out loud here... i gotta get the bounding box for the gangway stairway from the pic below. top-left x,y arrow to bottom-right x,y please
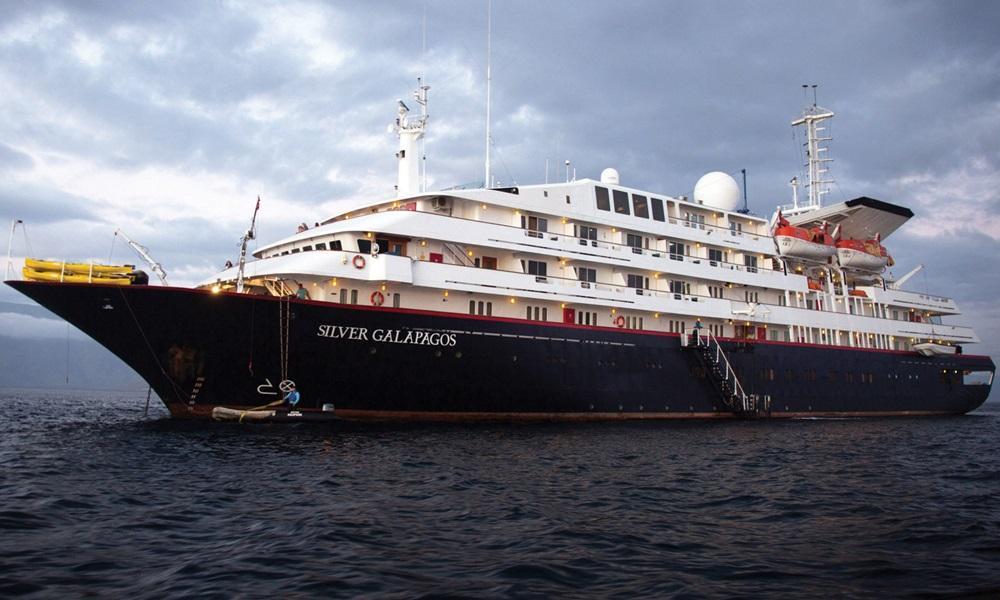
682,329 -> 771,417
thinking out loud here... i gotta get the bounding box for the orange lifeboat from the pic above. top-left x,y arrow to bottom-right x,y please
773,209 -> 836,261
807,278 -> 823,291
836,232 -> 892,272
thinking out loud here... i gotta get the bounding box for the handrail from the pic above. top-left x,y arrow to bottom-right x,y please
319,207 -> 774,264
691,328 -> 747,405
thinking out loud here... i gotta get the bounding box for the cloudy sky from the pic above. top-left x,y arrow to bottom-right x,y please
1,0 -> 999,369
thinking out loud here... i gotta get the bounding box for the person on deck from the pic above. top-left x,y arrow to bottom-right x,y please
296,283 -> 309,300
283,384 -> 300,410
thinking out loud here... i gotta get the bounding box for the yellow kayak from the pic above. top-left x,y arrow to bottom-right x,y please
24,257 -> 135,275
22,266 -> 133,285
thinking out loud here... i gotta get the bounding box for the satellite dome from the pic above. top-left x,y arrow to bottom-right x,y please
600,168 -> 619,185
693,171 -> 740,211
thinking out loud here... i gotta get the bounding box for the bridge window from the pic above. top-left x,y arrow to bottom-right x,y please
650,197 -> 665,221
613,190 -> 630,215
632,194 -> 649,218
596,187 -> 610,211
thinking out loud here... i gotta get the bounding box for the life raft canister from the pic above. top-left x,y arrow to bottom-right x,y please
370,290 -> 385,306
614,315 -> 625,328
352,255 -> 366,269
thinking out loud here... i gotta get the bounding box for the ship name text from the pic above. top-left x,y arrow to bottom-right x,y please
316,325 -> 457,347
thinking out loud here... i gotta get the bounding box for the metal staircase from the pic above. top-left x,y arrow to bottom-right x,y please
682,329 -> 770,417
263,278 -> 294,297
442,242 -> 476,267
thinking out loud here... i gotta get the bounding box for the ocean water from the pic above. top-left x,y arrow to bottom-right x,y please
1,390 -> 998,598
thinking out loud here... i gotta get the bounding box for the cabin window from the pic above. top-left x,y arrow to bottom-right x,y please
744,255 -> 758,273
708,248 -> 723,265
315,242 -> 327,250
650,197 -> 665,222
523,260 -> 547,277
626,274 -> 644,289
339,288 -> 347,303
330,240 -> 343,251
470,301 -> 492,316
632,194 -> 649,218
520,215 -> 548,238
625,233 -> 642,254
684,212 -> 705,229
669,280 -> 690,296
526,306 -> 548,321
730,221 -> 743,235
708,285 -> 724,299
392,293 -> 400,308
612,190 -> 630,215
668,241 -> 686,261
576,225 -> 597,246
357,239 -> 372,253
576,267 -> 596,283
744,291 -> 759,303
577,311 -> 598,326
291,248 -> 300,253
596,187 -> 611,211
480,256 -> 497,270
350,289 -> 358,304
302,245 -> 313,252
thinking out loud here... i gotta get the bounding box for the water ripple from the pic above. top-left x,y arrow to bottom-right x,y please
1,391 -> 999,598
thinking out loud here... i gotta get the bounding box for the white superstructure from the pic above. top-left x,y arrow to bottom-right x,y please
198,94 -> 978,355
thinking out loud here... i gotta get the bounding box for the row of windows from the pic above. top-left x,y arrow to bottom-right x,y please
275,239 -> 344,256
595,186 -> 667,221
526,306 -> 548,321
469,300 -> 493,316
757,369 -> 880,383
337,288 -> 401,308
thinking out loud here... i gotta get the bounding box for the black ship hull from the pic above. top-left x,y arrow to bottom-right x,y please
7,280 -> 994,420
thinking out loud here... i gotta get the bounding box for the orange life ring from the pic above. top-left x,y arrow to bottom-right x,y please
352,255 -> 366,269
614,315 -> 625,328
370,290 -> 385,306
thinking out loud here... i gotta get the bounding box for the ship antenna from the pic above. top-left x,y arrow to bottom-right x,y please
484,0 -> 492,189
738,168 -> 749,214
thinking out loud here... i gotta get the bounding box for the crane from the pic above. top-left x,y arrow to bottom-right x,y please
114,229 -> 168,285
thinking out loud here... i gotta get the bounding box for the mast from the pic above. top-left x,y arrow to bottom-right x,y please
484,0 -> 492,189
790,85 -> 835,213
392,80 -> 430,197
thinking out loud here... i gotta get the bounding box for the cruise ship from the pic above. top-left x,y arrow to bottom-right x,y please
7,85 -> 995,420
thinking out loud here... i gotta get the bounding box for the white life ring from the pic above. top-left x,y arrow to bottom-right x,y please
370,290 -> 385,306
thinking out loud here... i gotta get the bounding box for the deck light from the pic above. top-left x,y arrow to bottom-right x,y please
509,297 -> 516,304
211,284 -> 221,294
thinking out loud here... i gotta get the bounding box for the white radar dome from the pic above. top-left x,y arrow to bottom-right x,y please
693,171 -> 741,211
600,168 -> 620,185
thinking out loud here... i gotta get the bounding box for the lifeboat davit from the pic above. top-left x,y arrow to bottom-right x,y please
773,210 -> 836,261
836,232 -> 894,272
